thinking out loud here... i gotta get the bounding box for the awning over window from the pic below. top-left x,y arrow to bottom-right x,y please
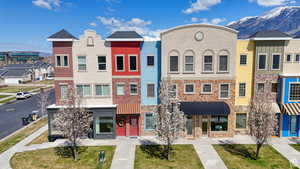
180,102 -> 230,115
282,103 -> 300,115
117,104 -> 140,115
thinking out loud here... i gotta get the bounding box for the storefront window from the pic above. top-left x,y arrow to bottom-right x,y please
236,114 -> 247,129
96,116 -> 114,134
211,115 -> 228,131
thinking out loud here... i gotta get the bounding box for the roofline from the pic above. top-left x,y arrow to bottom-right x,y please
47,38 -> 78,42
161,24 -> 238,36
106,38 -> 144,42
250,37 -> 292,41
47,104 -> 117,109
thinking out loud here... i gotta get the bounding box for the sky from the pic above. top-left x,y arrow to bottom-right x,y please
0,0 -> 300,53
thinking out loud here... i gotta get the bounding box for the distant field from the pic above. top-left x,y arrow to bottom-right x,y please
0,86 -> 41,93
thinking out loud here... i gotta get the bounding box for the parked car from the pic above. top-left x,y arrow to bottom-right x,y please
16,92 -> 32,99
46,76 -> 54,80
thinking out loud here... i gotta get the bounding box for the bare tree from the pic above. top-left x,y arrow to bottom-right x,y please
153,77 -> 185,160
53,87 -> 92,160
248,86 -> 277,159
37,88 -> 49,117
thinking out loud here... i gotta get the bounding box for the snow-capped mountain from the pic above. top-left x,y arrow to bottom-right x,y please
227,6 -> 300,38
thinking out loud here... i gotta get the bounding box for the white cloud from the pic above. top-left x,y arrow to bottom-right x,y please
248,0 -> 295,7
183,0 -> 222,14
32,0 -> 61,10
90,22 -> 97,27
191,17 -> 226,25
96,16 -> 162,40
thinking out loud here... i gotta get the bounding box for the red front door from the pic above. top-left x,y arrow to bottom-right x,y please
116,116 -> 126,136
129,116 -> 139,136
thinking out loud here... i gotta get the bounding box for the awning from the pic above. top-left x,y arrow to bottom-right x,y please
117,104 -> 141,115
271,103 -> 281,113
180,102 -> 230,115
282,103 -> 300,115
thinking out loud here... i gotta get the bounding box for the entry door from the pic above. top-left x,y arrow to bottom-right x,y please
289,116 -> 298,137
202,116 -> 208,136
129,116 -> 139,136
186,116 -> 193,136
116,116 -> 126,136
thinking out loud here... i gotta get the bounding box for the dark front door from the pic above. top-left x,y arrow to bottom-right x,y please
116,116 -> 126,136
186,115 -> 193,136
202,115 -> 208,136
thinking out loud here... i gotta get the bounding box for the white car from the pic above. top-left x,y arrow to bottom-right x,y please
16,92 -> 32,99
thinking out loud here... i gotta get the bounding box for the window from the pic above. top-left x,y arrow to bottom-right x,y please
147,56 -> 154,66
201,83 -> 212,94
130,83 -> 138,95
240,55 -> 247,65
63,56 -> 68,67
272,83 -> 278,93
286,54 -> 292,62
236,114 -> 247,129
258,54 -> 266,70
203,55 -> 213,72
211,115 -> 228,131
129,55 -> 137,71
239,83 -> 246,97
60,85 -> 68,100
56,56 -> 61,66
116,84 -> 125,96
96,116 -> 114,134
78,56 -> 86,71
87,37 -> 94,46
76,84 -> 91,96
98,56 -> 106,71
220,84 -> 229,99
147,84 -> 155,97
272,54 -> 280,70
184,55 -> 194,72
169,56 -> 179,72
145,113 -> 154,130
184,83 -> 195,94
95,84 -> 110,96
116,55 -> 124,71
219,55 -> 228,72
289,83 -> 300,101
169,84 -> 177,98
296,54 -> 300,62
257,83 -> 265,92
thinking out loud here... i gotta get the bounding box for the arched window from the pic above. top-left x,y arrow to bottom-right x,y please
168,50 -> 180,73
87,36 -> 94,46
202,49 -> 214,73
218,50 -> 230,72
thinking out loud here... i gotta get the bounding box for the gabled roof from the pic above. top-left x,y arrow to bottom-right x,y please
2,69 -> 31,77
249,30 -> 292,40
47,29 -> 78,41
293,34 -> 300,39
106,31 -> 143,41
5,64 -> 34,69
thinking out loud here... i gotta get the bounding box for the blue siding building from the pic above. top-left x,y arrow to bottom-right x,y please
278,76 -> 300,137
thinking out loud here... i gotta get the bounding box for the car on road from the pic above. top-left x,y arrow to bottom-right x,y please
16,92 -> 32,99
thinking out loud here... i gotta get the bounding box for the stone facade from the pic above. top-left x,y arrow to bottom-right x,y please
254,73 -> 279,102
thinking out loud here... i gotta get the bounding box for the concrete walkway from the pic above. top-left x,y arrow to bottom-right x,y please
110,138 -> 136,169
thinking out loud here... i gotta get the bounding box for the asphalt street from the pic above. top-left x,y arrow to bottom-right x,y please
0,89 -> 54,139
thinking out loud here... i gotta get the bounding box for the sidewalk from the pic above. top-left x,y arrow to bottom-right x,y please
110,138 -> 136,169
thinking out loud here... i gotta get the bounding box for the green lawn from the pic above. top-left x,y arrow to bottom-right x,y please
214,144 -> 299,169
10,146 -> 115,169
0,86 -> 41,93
290,144 -> 300,152
135,144 -> 204,169
0,97 -> 16,104
27,131 -> 49,145
32,80 -> 54,85
0,118 -> 48,154
0,95 -> 9,99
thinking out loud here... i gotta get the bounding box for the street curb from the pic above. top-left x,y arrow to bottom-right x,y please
0,116 -> 47,143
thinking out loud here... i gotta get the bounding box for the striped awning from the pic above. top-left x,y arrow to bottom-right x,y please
117,104 -> 141,114
282,103 -> 300,115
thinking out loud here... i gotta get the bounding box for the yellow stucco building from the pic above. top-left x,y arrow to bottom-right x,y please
235,40 -> 255,133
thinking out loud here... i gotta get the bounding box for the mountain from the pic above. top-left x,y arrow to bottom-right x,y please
227,6 -> 300,39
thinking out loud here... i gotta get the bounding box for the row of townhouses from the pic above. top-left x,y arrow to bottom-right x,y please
47,24 -> 300,140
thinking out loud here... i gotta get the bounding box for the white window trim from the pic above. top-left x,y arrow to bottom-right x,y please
169,55 -> 179,74
87,36 -> 94,47
288,82 -> 300,102
116,83 -> 125,96
97,56 -> 107,72
271,53 -> 281,70
130,83 -> 138,95
201,83 -> 213,94
238,83 -> 246,97
218,55 -> 229,73
55,54 -> 69,68
147,55 -> 155,67
94,84 -> 111,97
184,83 -> 195,94
258,53 -> 268,70
115,55 -> 125,72
128,54 -> 138,72
183,55 -> 195,73
76,84 -> 92,97
219,83 -> 230,99
240,54 -> 247,66
285,53 -> 293,63
202,55 -> 214,73
77,55 -> 87,72
59,84 -> 68,100
295,54 -> 300,63
147,83 -> 156,98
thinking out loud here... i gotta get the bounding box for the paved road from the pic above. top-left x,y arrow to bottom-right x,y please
0,89 -> 54,139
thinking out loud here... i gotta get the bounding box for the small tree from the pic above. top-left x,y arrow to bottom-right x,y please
153,77 -> 185,160
248,87 -> 277,159
54,87 -> 91,160
37,88 -> 49,117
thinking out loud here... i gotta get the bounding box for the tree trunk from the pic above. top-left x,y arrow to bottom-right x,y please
255,144 -> 262,160
72,139 -> 77,160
